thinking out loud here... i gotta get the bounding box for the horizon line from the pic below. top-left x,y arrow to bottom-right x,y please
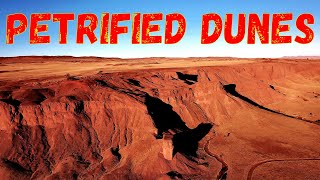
1,55 -> 319,59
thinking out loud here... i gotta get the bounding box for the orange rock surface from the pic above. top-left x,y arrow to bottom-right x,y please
0,56 -> 319,179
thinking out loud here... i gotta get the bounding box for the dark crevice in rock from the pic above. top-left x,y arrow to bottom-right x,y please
219,168 -> 228,180
269,85 -> 275,90
0,98 -> 21,108
167,171 -> 183,179
35,88 -> 55,99
3,159 -> 33,173
223,84 -> 294,117
269,84 -> 285,95
172,123 -> 213,157
25,90 -> 47,104
222,84 -> 316,125
111,146 -> 121,161
72,172 -> 79,180
95,79 -> 110,88
72,155 -> 91,167
176,72 -> 198,85
74,100 -> 85,114
127,79 -> 144,88
0,91 -> 12,99
144,94 -> 189,137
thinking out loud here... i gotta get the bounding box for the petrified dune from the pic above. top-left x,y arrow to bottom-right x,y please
0,57 -> 319,179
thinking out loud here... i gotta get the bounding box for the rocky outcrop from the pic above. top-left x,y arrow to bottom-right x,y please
0,59 -> 320,179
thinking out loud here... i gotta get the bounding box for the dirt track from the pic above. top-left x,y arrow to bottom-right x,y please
204,139 -> 228,180
247,158 -> 320,180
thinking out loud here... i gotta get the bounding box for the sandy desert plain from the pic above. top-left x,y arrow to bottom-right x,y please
0,56 -> 319,179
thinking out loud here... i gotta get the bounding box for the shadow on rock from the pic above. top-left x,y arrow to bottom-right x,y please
173,123 -> 213,157
176,72 -> 198,85
145,94 -> 189,138
144,94 -> 213,158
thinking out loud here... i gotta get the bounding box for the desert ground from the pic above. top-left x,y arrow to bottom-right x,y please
0,56 -> 319,179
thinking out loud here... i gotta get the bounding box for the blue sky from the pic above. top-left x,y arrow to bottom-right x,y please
0,0 -> 319,58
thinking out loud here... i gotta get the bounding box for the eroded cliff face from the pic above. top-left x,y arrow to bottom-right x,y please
0,60 -> 320,179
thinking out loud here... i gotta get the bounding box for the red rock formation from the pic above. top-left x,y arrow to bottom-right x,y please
0,57 -> 319,179
162,132 -> 174,160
